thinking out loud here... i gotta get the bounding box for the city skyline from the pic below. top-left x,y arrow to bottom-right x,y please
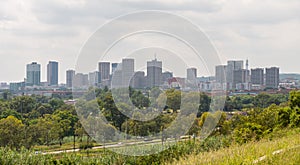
1,1 -> 300,83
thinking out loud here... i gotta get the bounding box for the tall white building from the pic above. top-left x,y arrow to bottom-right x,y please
26,62 -> 41,86
122,58 -> 134,87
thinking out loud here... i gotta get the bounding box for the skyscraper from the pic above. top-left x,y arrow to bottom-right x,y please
111,63 -> 119,75
89,71 -> 100,86
47,61 -> 58,86
265,67 -> 280,89
227,60 -> 244,84
66,70 -> 75,88
147,58 -> 162,88
251,68 -> 264,85
215,65 -> 227,83
26,62 -> 41,86
122,58 -> 134,87
98,62 -> 110,82
130,71 -> 146,89
187,68 -> 197,81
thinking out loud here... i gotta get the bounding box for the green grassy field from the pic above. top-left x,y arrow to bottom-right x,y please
170,129 -> 300,165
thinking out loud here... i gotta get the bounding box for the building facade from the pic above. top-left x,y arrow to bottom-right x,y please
265,67 -> 280,89
122,58 -> 135,87
251,68 -> 264,85
98,62 -> 110,82
66,70 -> 75,88
26,62 -> 41,86
47,61 -> 58,86
147,58 -> 162,88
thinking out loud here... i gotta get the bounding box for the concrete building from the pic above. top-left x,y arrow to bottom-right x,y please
111,63 -> 119,75
215,65 -> 227,84
47,61 -> 58,86
26,62 -> 41,86
122,58 -> 135,87
98,62 -> 110,82
251,68 -> 264,85
265,67 -> 280,89
66,70 -> 75,88
147,58 -> 162,88
73,73 -> 89,88
130,71 -> 146,89
89,71 -> 100,86
187,68 -> 197,81
226,60 -> 244,85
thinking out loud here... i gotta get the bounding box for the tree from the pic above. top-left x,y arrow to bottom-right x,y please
198,93 -> 211,117
0,116 -> 25,149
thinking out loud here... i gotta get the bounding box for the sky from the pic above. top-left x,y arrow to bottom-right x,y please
0,0 -> 300,83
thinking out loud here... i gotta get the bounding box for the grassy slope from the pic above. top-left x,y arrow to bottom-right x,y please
169,129 -> 300,165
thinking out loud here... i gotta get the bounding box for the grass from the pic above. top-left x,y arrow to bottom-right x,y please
169,128 -> 300,165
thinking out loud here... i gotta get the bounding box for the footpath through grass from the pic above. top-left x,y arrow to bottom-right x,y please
170,129 -> 300,165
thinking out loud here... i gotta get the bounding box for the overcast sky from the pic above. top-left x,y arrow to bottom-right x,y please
0,0 -> 300,83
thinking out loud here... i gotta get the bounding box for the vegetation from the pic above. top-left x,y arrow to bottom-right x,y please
0,88 -> 299,164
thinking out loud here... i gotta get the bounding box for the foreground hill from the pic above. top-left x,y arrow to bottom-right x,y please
169,129 -> 300,165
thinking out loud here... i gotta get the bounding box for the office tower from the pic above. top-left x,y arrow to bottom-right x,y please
111,63 -> 119,75
265,67 -> 280,88
215,65 -> 227,83
233,69 -> 248,85
98,62 -> 110,82
73,73 -> 89,88
162,71 -> 173,83
187,68 -> 197,81
227,60 -> 244,84
89,71 -> 100,86
26,62 -> 41,86
122,58 -> 134,87
111,64 -> 122,88
251,68 -> 264,85
130,71 -> 146,89
66,70 -> 75,88
47,61 -> 58,86
147,58 -> 162,88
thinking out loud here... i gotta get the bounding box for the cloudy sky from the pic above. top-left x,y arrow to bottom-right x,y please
0,0 -> 300,83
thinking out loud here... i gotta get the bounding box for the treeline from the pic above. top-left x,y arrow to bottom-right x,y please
0,87 -> 293,150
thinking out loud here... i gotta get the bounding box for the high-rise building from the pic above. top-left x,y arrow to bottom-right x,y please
251,68 -> 264,85
187,68 -> 197,81
226,60 -> 244,84
130,71 -> 146,89
73,73 -> 89,88
47,61 -> 58,86
111,63 -> 119,75
111,64 -> 122,88
98,62 -> 110,82
122,58 -> 134,87
147,58 -> 162,88
89,71 -> 100,86
66,70 -> 75,88
215,65 -> 227,83
233,69 -> 247,85
265,67 -> 280,89
26,62 -> 41,86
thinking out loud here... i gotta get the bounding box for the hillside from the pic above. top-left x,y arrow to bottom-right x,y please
169,129 -> 300,165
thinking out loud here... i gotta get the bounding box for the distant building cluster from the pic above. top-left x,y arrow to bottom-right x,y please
214,60 -> 280,91
3,57 -> 300,95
